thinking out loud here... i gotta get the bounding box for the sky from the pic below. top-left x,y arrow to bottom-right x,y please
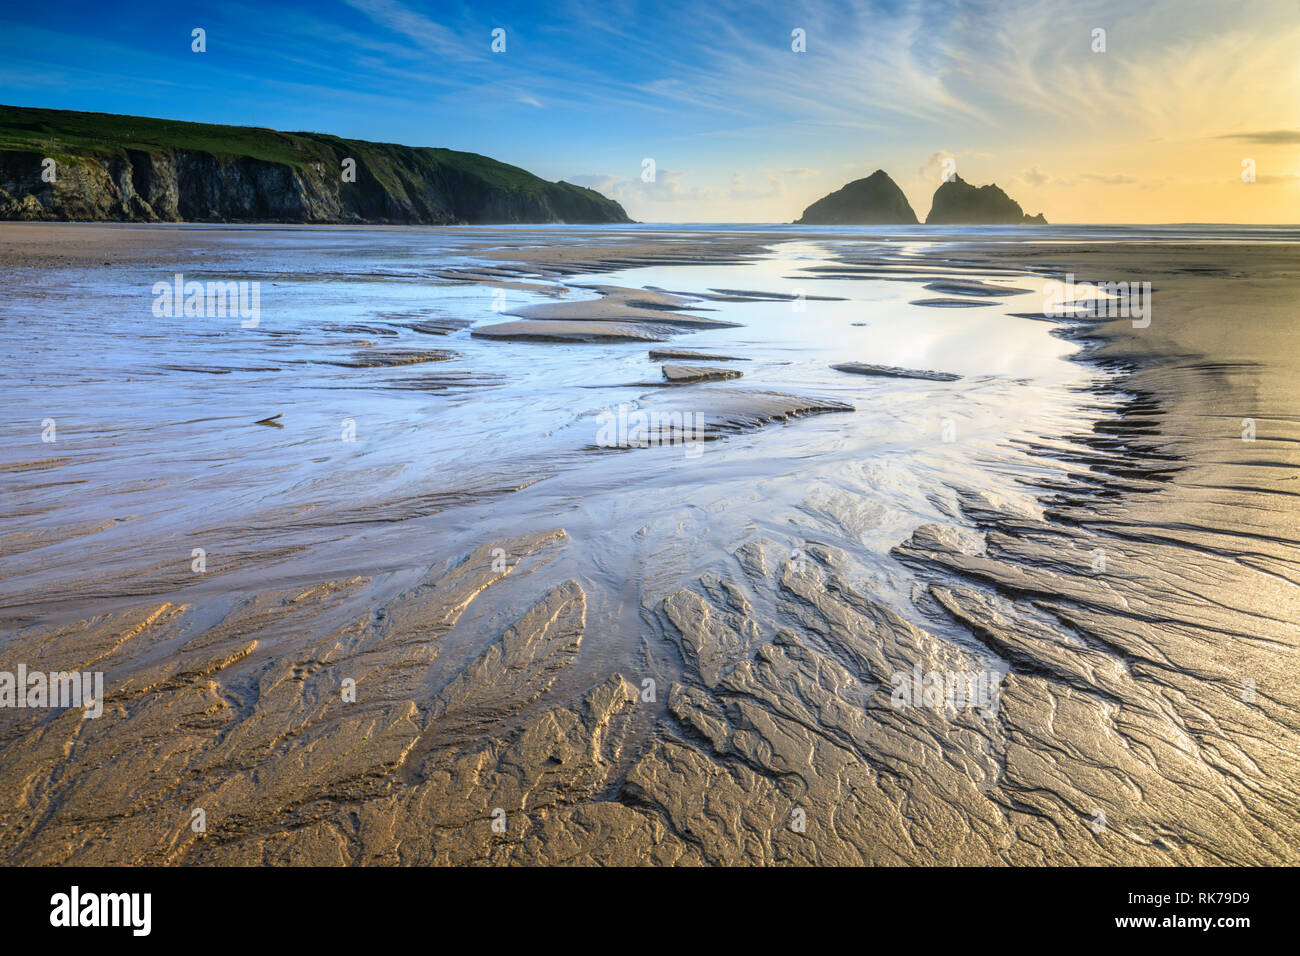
1,0 -> 1297,223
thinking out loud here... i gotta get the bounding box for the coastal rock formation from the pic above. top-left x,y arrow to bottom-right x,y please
0,105 -> 631,224
795,170 -> 918,225
925,175 -> 1047,225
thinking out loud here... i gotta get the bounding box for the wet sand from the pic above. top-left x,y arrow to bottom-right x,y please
0,223 -> 1297,865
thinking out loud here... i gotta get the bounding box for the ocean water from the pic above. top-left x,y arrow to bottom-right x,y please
0,224 -> 1219,664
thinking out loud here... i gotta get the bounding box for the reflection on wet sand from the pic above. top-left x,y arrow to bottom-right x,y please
0,224 -> 1296,864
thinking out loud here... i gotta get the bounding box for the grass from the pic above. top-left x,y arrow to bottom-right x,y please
0,104 -> 572,194
0,103 -> 627,220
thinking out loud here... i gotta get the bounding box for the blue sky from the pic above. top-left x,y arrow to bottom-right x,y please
2,0 -> 1297,222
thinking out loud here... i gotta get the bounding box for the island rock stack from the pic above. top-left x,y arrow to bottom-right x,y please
795,170 -> 918,225
924,174 -> 1047,225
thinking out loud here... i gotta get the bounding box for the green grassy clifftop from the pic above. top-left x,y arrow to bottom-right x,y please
0,104 -> 632,224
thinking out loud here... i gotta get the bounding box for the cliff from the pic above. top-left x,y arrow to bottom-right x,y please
0,104 -> 631,225
925,174 -> 1046,225
795,170 -> 918,225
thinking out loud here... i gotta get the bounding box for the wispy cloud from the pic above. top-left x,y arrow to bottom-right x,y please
340,0 -> 478,62
1020,166 -> 1051,187
1080,173 -> 1138,185
570,170 -> 714,205
728,171 -> 786,200
1217,130 -> 1300,145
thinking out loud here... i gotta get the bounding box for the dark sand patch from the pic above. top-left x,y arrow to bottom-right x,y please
655,388 -> 853,439
661,364 -> 744,383
376,371 -> 506,391
909,297 -> 999,308
159,364 -> 283,374
710,287 -> 846,301
326,323 -> 401,337
923,278 -> 1033,297
0,457 -> 74,473
373,311 -> 474,335
409,319 -> 473,335
590,388 -> 854,450
831,362 -> 963,382
568,284 -> 703,310
648,349 -> 749,362
431,268 -> 570,296
643,285 -> 846,303
326,349 -> 459,368
472,320 -> 671,343
507,285 -> 740,329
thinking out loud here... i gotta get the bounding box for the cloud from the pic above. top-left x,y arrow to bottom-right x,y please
1020,166 -> 1050,187
340,0 -> 478,62
728,171 -> 785,201
1079,173 -> 1139,185
569,169 -> 712,204
777,168 -> 820,179
1216,130 -> 1300,144
1008,169 -> 1141,188
517,95 -> 543,108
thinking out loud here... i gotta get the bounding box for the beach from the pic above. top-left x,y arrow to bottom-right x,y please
0,222 -> 1296,865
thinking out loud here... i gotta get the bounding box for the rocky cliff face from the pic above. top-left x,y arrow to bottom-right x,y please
925,174 -> 1046,225
795,169 -> 918,224
0,105 -> 631,225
